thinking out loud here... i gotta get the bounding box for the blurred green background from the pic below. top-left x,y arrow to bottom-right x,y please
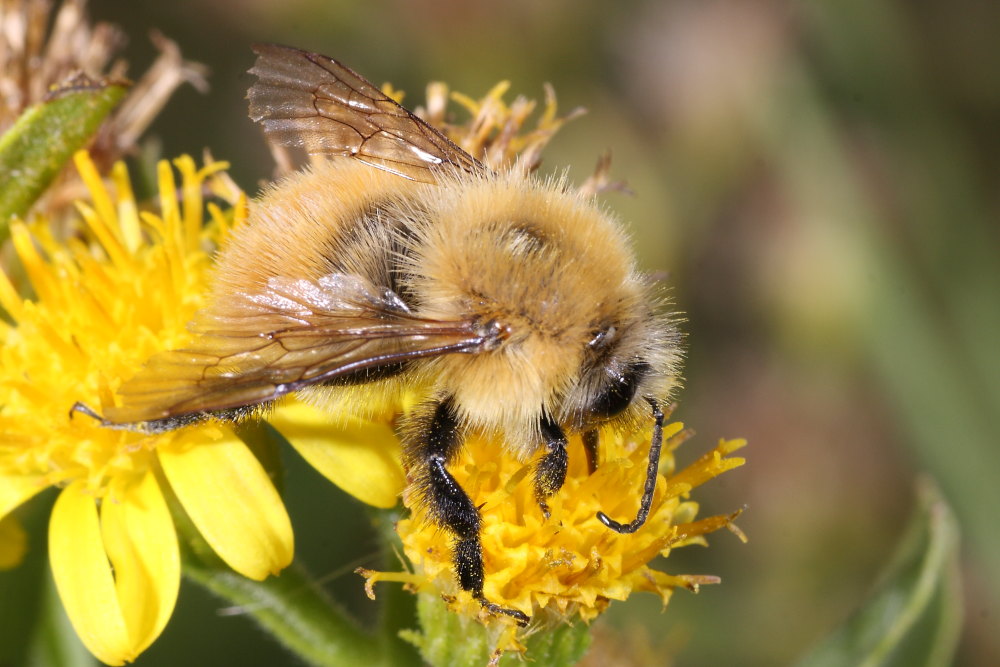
13,0 -> 1000,664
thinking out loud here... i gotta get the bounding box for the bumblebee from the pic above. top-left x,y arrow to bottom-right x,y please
79,44 -> 682,624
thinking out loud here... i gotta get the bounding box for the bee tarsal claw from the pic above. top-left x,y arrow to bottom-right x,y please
69,401 -> 104,422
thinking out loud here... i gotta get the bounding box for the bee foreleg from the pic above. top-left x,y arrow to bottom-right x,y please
534,415 -> 568,519
596,397 -> 664,534
405,398 -> 529,626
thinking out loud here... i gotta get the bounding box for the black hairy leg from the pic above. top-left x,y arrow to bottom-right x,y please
403,398 -> 529,626
533,414 -> 569,519
597,397 -> 665,534
581,428 -> 600,475
70,401 -> 265,433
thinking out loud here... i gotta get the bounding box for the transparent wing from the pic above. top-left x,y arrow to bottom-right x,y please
248,43 -> 481,183
104,273 -> 500,424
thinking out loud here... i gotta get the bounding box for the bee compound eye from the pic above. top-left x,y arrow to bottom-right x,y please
587,360 -> 649,420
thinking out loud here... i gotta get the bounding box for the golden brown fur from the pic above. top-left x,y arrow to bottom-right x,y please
205,159 -> 680,457
105,42 -> 681,460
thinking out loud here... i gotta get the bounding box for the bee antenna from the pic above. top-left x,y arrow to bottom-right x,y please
596,396 -> 663,534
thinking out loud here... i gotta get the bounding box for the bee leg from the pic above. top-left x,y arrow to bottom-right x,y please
597,397 -> 664,534
405,398 -> 529,626
533,415 -> 568,520
70,401 -> 200,433
70,402 -> 262,434
582,428 -> 600,474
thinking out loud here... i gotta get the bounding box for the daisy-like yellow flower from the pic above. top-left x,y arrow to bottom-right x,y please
362,414 -> 745,660
0,152 -> 296,665
407,424 -> 744,622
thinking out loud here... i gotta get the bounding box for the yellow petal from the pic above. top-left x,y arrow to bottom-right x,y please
0,514 -> 27,570
74,150 -> 118,233
50,483 -> 131,666
158,426 -> 293,580
101,471 -> 180,656
10,222 -> 58,306
271,400 -> 404,509
110,160 -> 142,253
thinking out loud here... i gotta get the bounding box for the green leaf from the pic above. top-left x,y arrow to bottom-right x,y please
0,74 -> 128,232
795,479 -> 962,667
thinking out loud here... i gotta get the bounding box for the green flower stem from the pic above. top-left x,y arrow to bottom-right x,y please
0,76 -> 128,232
163,460 -> 387,667
182,557 -> 381,667
369,507 -> 422,667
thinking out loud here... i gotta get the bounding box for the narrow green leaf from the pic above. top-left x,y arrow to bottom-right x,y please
795,479 -> 962,667
0,74 -> 128,231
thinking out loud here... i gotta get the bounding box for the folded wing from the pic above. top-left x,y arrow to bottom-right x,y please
105,272 -> 496,424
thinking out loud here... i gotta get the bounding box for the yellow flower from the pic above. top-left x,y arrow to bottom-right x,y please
362,414 -> 746,658
269,399 -> 406,509
0,152 -> 295,665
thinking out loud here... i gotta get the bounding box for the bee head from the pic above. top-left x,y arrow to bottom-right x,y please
559,299 -> 682,433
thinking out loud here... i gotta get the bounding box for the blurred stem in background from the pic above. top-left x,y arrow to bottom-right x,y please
796,479 -> 962,667
764,0 -> 1000,602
